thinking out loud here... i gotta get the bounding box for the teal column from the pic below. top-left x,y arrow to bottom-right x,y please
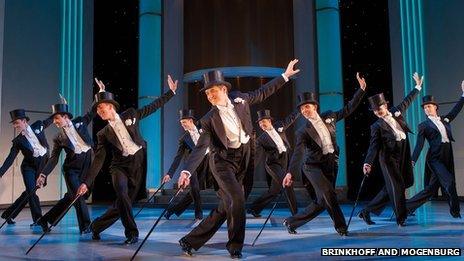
139,0 -> 162,189
399,0 -> 427,197
60,0 -> 84,196
315,0 -> 346,187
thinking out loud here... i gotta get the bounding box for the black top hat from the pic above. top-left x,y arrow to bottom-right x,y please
51,104 -> 73,119
199,70 -> 232,92
179,109 -> 195,120
92,91 -> 120,111
368,93 -> 389,110
421,95 -> 438,107
297,92 -> 319,108
9,109 -> 30,123
256,110 -> 273,122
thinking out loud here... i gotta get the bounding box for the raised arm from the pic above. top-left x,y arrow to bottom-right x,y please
274,110 -> 300,130
136,75 -> 178,120
443,81 -> 464,122
334,73 -> 367,121
246,59 -> 300,105
396,72 -> 423,113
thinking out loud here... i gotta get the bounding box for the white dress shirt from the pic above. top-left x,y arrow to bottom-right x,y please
382,112 -> 406,141
63,119 -> 91,154
428,116 -> 450,143
188,126 -> 209,154
265,128 -> 287,154
216,99 -> 250,148
108,114 -> 142,156
306,114 -> 335,155
22,125 -> 47,157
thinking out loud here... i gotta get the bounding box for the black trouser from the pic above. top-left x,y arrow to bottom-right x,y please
183,144 -> 250,254
41,150 -> 92,232
91,149 -> 143,239
250,153 -> 297,215
168,157 -> 208,217
286,153 -> 346,231
407,143 -> 460,216
363,140 -> 408,223
1,156 -> 46,222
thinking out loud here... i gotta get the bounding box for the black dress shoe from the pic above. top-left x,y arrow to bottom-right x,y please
80,225 -> 92,235
37,219 -> 51,233
91,227 -> 101,240
247,209 -> 262,218
451,212 -> 461,219
164,211 -> 173,220
397,220 -> 406,227
283,220 -> 297,234
358,211 -> 376,225
194,211 -> 203,220
230,250 -> 242,259
6,218 -> 15,225
124,236 -> 138,245
179,237 -> 193,256
336,227 -> 348,236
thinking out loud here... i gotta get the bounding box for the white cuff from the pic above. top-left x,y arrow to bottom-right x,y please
281,73 -> 289,82
414,85 -> 422,91
172,89 -> 176,95
181,170 -> 191,178
99,89 -> 105,93
363,163 -> 371,167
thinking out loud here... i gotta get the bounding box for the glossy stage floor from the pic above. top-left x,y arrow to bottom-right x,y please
0,201 -> 462,260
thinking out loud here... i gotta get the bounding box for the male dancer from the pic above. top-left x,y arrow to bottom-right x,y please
360,73 -> 423,226
407,81 -> 464,218
282,73 -> 367,236
247,109 -> 300,217
0,109 -> 52,232
163,109 -> 209,220
36,92 -> 96,233
77,76 -> 178,244
177,59 -> 300,258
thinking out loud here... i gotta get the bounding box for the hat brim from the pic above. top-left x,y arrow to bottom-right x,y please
297,100 -> 319,108
180,116 -> 196,121
369,101 -> 389,111
256,116 -> 273,123
199,81 -> 232,93
421,101 -> 438,108
10,116 -> 30,123
51,112 -> 73,120
92,100 -> 120,111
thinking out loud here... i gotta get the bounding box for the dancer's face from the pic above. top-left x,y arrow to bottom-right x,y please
53,114 -> 68,128
259,118 -> 273,131
373,104 -> 388,118
300,103 -> 318,119
423,104 -> 438,117
205,85 -> 228,106
96,103 -> 116,121
180,118 -> 195,131
12,119 -> 27,132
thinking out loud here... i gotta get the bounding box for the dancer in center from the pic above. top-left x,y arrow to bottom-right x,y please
177,59 -> 300,259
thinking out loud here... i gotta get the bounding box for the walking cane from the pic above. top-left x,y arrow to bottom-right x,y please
347,175 -> 368,230
251,188 -> 286,247
130,187 -> 184,261
0,186 -> 39,230
134,182 -> 166,218
26,193 -> 82,255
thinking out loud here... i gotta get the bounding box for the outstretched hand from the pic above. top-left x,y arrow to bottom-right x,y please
413,72 -> 424,87
283,59 -> 300,79
356,72 -> 367,91
167,75 -> 178,93
94,77 -> 106,92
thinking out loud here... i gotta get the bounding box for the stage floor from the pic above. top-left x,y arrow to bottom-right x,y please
0,201 -> 462,260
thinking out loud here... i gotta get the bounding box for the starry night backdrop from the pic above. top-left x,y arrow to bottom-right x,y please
92,1 -> 139,202
89,0 -> 395,202
340,0 -> 393,200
